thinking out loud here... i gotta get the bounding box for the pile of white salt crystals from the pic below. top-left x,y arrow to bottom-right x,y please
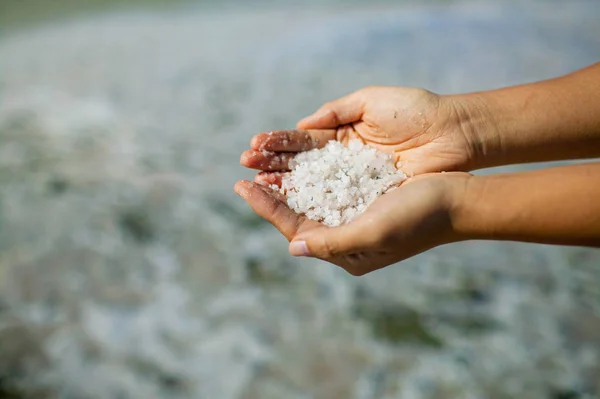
276,140 -> 407,227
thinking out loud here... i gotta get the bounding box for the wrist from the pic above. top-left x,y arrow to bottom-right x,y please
443,92 -> 504,171
448,173 -> 516,242
447,173 -> 488,242
428,172 -> 479,243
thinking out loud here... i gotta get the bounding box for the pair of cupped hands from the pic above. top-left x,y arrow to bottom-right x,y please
237,87 -> 480,275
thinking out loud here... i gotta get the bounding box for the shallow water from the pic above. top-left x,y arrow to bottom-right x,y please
1,1 -> 599,398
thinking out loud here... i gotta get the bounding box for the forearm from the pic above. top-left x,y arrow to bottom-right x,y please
451,162 -> 600,247
452,62 -> 600,169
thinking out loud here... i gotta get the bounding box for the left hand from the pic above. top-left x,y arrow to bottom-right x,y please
240,86 -> 479,180
234,172 -> 471,276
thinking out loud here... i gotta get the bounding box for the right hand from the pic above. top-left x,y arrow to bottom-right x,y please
240,86 -> 481,179
234,172 -> 472,276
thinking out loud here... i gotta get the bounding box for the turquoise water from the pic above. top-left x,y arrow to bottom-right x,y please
1,1 -> 599,398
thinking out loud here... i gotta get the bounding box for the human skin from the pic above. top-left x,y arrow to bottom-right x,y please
241,62 -> 600,176
237,62 -> 600,275
452,62 -> 600,168
235,162 -> 600,275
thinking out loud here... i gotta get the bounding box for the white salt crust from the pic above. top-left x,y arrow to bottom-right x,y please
277,140 -> 407,227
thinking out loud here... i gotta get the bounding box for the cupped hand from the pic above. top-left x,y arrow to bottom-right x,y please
240,86 -> 478,178
234,172 -> 471,276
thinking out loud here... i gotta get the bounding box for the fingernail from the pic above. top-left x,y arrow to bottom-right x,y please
289,240 -> 311,257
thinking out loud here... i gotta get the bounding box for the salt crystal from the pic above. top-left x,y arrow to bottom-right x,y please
279,140 -> 406,226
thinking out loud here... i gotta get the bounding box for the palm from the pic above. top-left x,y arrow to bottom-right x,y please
328,87 -> 472,175
322,173 -> 462,273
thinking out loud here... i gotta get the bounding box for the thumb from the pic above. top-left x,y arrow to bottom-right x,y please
289,223 -> 369,259
297,90 -> 365,129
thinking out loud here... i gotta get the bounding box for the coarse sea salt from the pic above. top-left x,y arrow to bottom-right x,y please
275,139 -> 407,227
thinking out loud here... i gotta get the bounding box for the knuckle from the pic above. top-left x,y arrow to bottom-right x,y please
320,101 -> 335,112
349,224 -> 383,250
363,229 -> 383,248
267,198 -> 287,218
361,85 -> 381,94
281,130 -> 292,143
336,128 -> 350,144
345,266 -> 366,277
314,233 -> 343,259
293,219 -> 303,237
318,104 -> 339,125
321,236 -> 338,258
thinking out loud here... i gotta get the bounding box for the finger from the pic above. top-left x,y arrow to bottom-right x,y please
297,90 -> 365,129
240,150 -> 295,171
250,130 -> 336,152
290,220 -> 376,259
254,171 -> 288,188
234,180 -> 318,240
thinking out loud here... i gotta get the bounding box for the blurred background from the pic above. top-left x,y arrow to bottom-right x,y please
1,0 -> 599,398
